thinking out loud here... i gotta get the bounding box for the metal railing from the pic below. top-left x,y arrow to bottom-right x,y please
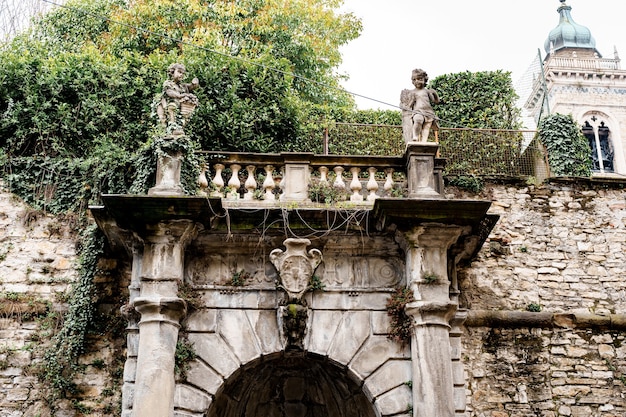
321,124 -> 547,179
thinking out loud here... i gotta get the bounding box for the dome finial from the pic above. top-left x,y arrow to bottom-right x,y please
544,0 -> 598,55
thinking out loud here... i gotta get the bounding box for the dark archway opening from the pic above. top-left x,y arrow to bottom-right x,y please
207,353 -> 377,417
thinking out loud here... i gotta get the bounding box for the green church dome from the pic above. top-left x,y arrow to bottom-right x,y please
544,0 -> 596,54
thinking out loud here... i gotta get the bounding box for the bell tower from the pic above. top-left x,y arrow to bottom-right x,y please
524,0 -> 626,176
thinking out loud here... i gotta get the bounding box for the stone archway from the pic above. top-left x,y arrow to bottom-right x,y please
207,353 -> 378,417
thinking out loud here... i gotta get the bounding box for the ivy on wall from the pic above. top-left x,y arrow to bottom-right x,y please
538,113 -> 592,177
39,224 -> 105,402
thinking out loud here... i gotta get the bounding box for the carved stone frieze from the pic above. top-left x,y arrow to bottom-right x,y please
317,256 -> 404,288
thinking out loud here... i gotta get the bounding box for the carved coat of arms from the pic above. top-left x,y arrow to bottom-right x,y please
270,238 -> 322,301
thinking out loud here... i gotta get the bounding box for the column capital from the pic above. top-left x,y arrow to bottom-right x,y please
143,220 -> 199,246
134,296 -> 187,326
406,300 -> 457,328
403,224 -> 469,250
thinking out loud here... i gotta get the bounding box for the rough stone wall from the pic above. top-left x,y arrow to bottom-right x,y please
0,184 -> 126,416
456,181 -> 626,417
457,182 -> 626,312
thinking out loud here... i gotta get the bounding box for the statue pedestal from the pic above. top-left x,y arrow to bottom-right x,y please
405,143 -> 442,199
148,149 -> 184,196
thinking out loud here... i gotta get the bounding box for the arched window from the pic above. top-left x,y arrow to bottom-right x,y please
581,117 -> 614,173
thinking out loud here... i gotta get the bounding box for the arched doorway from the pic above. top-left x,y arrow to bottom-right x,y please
207,353 -> 378,417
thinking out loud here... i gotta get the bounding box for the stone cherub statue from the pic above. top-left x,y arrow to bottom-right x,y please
153,63 -> 199,136
400,68 -> 440,143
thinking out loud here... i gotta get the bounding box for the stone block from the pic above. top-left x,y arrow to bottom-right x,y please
454,386 -> 466,412
363,360 -> 411,399
121,382 -> 134,411
123,358 -> 137,383
174,384 -> 211,413
552,385 -> 591,397
218,309 -> 262,364
188,333 -> 239,379
310,292 -> 388,310
185,359 -> 223,395
5,388 -> 29,402
127,332 -> 139,357
349,335 -> 406,378
185,309 -> 217,333
245,309 -> 283,354
201,289 -> 279,309
306,310 -> 343,355
282,376 -> 306,401
374,384 -> 412,416
565,346 -> 588,358
570,406 -> 592,417
327,311 -> 370,366
371,311 -> 391,335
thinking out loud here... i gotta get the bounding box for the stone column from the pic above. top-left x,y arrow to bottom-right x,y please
402,225 -> 465,417
450,310 -> 468,417
121,243 -> 143,417
131,221 -> 197,417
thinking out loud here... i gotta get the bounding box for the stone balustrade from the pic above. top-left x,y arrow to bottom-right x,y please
545,55 -> 621,71
197,143 -> 445,204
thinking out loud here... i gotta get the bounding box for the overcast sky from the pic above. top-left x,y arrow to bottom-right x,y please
338,0 -> 626,110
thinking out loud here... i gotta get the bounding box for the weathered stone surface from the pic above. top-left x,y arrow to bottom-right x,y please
2,181 -> 626,416
123,358 -> 137,382
174,384 -> 211,413
218,309 -> 262,364
309,291 -> 388,310
245,309 -> 284,354
349,335 -> 407,378
306,310 -> 343,355
200,289 -> 280,309
184,309 -> 217,333
327,311 -> 371,366
185,359 -> 223,395
375,384 -> 412,415
188,333 -> 239,378
371,310 -> 392,335
363,360 -> 412,400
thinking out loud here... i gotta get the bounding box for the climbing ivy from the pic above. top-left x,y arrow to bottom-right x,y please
39,224 -> 105,403
538,113 -> 592,177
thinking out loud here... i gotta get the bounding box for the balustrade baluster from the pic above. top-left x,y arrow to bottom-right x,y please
319,166 -> 329,185
227,164 -> 241,199
333,166 -> 345,189
278,166 -> 286,201
384,168 -> 394,196
244,165 -> 257,200
366,167 -> 378,201
197,163 -> 209,196
349,167 -> 363,202
211,163 -> 225,197
263,165 -> 276,202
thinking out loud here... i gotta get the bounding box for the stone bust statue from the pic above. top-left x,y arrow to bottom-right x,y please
400,68 -> 440,143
